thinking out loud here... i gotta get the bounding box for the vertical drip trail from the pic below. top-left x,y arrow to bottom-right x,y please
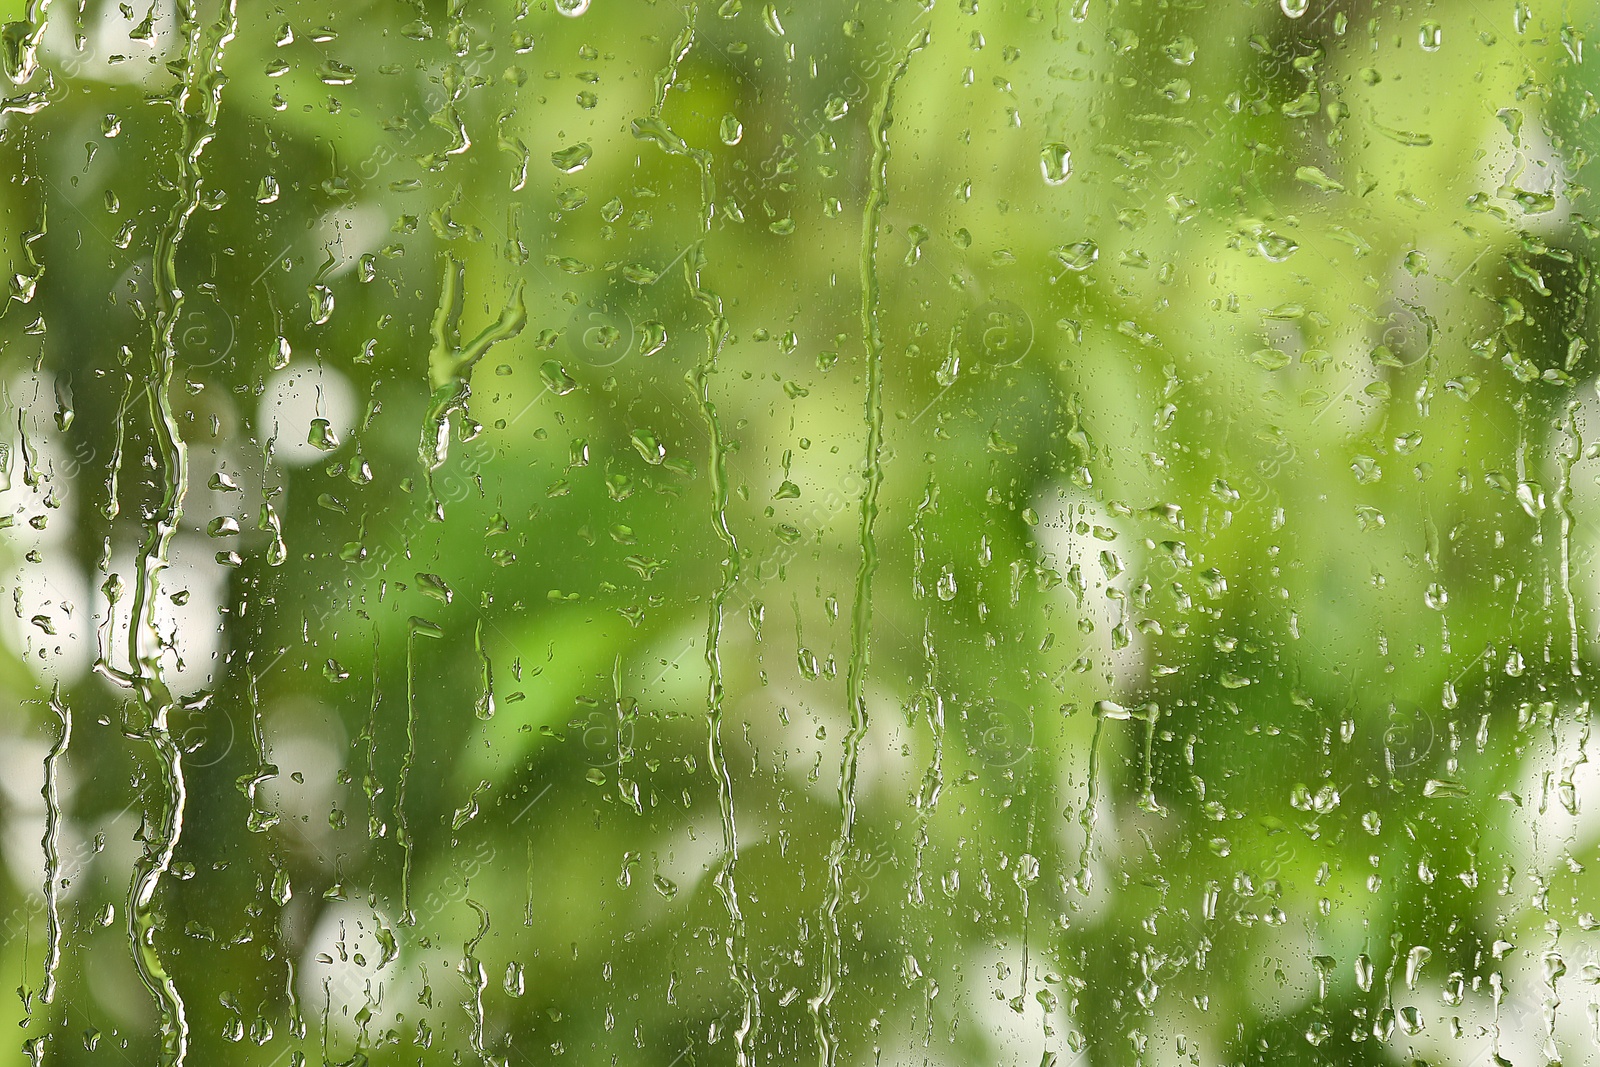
124,4 -> 237,1062
1557,401 -> 1581,678
910,479 -> 943,903
12,1 -> 55,77
19,5 -> 61,1020
910,472 -> 945,1054
1076,713 -> 1106,894
364,632 -> 384,840
420,255 -> 527,513
400,627 -> 418,925
462,899 -> 491,1064
240,660 -> 278,833
40,683 -> 70,1005
400,618 -> 442,925
638,10 -> 761,1062
1019,777 -> 1038,1008
811,27 -> 930,1067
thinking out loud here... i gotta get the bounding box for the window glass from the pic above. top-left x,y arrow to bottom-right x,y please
2,2 -> 1597,1065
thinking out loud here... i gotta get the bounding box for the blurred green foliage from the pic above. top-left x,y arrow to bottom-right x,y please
3,0 -> 1600,1065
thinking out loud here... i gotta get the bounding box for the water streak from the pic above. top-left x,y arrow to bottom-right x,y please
123,5 -> 238,1061
401,617 -> 444,924
635,9 -> 761,1060
420,255 -> 527,509
40,683 -> 69,1005
811,26 -> 930,1067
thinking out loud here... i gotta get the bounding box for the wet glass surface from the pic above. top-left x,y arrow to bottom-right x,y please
3,1 -> 1600,1065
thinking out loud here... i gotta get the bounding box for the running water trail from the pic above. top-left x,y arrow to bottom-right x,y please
361,632 -> 384,839
633,8 -> 761,1060
910,478 -> 944,901
41,683 -> 69,1005
462,899 -> 491,1063
910,478 -> 944,1046
420,254 -> 527,516
240,662 -> 278,833
810,25 -> 930,1067
1557,401 -> 1581,677
121,5 -> 237,1062
401,616 -> 445,925
8,0 -> 62,1024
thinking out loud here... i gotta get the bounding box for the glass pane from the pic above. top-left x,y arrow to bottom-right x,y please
2,1 -> 1597,1065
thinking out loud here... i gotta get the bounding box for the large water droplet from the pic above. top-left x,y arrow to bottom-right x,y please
630,430 -> 666,465
1040,143 -> 1072,186
552,142 -> 594,173
1054,239 -> 1099,273
308,284 -> 334,326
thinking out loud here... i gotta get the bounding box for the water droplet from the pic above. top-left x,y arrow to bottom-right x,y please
540,360 -> 579,395
308,284 -> 334,325
552,142 -> 594,173
1516,480 -> 1546,517
308,418 -> 341,452
630,429 -> 666,465
1254,229 -> 1298,261
416,572 -> 454,604
1039,143 -> 1072,185
1053,239 -> 1099,273
318,61 -> 356,86
636,320 -> 668,357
